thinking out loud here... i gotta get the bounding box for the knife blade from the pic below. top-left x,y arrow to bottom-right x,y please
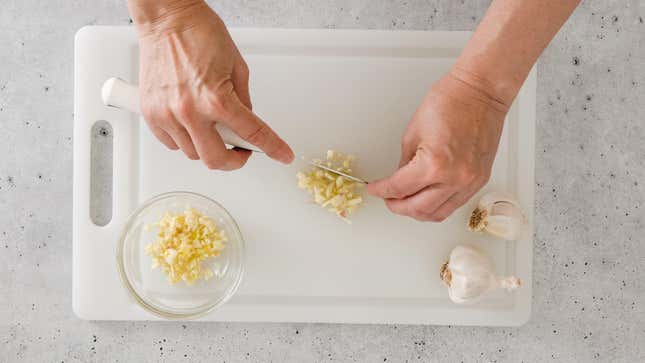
308,161 -> 369,184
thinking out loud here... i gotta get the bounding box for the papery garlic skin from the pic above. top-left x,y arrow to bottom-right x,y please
468,192 -> 526,241
440,245 -> 520,304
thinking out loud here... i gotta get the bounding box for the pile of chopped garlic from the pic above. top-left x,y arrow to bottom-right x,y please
296,150 -> 364,221
145,207 -> 226,285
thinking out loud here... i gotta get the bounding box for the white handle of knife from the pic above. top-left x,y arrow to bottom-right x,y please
101,77 -> 260,152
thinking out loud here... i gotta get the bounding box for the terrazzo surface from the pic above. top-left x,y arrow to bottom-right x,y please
1,0 -> 644,361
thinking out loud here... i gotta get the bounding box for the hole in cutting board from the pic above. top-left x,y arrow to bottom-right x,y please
90,120 -> 113,226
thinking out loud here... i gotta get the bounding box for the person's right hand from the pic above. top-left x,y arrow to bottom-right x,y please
132,0 -> 294,170
367,71 -> 509,222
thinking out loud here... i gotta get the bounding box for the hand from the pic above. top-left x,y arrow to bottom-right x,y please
134,1 -> 294,169
367,71 -> 510,222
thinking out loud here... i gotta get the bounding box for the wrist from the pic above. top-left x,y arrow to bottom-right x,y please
449,62 -> 519,110
447,66 -> 512,114
127,0 -> 207,37
451,45 -> 528,109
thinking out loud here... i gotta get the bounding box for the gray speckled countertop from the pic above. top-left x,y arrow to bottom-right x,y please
2,1 -> 644,362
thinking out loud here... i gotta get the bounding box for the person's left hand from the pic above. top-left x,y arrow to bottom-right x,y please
367,71 -> 510,222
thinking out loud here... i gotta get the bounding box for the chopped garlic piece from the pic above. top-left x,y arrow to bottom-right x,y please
297,150 -> 364,221
145,207 -> 226,285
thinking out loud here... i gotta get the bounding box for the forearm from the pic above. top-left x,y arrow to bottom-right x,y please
127,0 -> 206,35
453,0 -> 580,107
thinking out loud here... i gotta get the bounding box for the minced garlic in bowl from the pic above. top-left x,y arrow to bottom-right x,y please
145,207 -> 227,285
117,192 -> 245,319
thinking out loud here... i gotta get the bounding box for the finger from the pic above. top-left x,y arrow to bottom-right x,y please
148,124 -> 179,150
184,118 -> 252,171
426,190 -> 476,222
231,60 -> 252,110
165,113 -> 199,160
384,186 -> 454,221
221,92 -> 294,164
399,133 -> 418,168
367,151 -> 432,199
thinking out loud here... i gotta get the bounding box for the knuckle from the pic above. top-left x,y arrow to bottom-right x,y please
208,84 -> 235,115
457,166 -> 478,185
245,123 -> 270,146
208,94 -> 227,114
181,117 -> 198,129
174,97 -> 193,121
411,206 -> 431,219
426,152 -> 449,170
414,209 -> 444,222
156,135 -> 178,150
431,214 -> 448,222
224,160 -> 245,171
140,102 -> 156,121
239,61 -> 250,78
384,182 -> 405,199
401,132 -> 415,147
144,119 -> 160,133
205,159 -> 224,170
408,201 -> 448,221
417,215 -> 435,222
470,171 -> 490,190
165,119 -> 184,134
434,208 -> 451,221
420,155 -> 448,180
204,153 -> 228,170
209,94 -> 233,116
155,107 -> 174,125
167,126 -> 183,137
421,164 -> 439,182
187,151 -> 200,160
142,105 -> 169,126
478,170 -> 492,186
385,200 -> 400,214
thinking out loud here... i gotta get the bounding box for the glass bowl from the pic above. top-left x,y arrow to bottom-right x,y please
116,191 -> 245,319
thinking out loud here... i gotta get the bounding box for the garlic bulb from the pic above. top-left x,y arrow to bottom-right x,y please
468,192 -> 526,241
440,245 -> 520,304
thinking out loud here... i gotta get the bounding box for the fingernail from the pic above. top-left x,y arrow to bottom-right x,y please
276,154 -> 290,164
278,148 -> 295,164
280,154 -> 294,164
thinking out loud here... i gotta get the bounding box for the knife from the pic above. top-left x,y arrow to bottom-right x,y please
101,77 -> 368,183
101,77 -> 260,152
307,162 -> 369,184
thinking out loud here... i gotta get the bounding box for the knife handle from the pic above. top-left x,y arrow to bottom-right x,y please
101,77 -> 260,152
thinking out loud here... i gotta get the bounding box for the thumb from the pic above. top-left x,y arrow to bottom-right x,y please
367,152 -> 431,199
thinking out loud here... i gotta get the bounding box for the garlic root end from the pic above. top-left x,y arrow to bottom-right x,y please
498,276 -> 521,291
440,262 -> 451,287
468,207 -> 487,232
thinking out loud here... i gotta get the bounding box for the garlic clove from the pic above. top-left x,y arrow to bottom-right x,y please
484,215 -> 521,240
468,192 -> 527,241
440,245 -> 520,304
296,150 -> 364,220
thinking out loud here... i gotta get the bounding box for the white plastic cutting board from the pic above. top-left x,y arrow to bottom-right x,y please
74,26 -> 535,325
